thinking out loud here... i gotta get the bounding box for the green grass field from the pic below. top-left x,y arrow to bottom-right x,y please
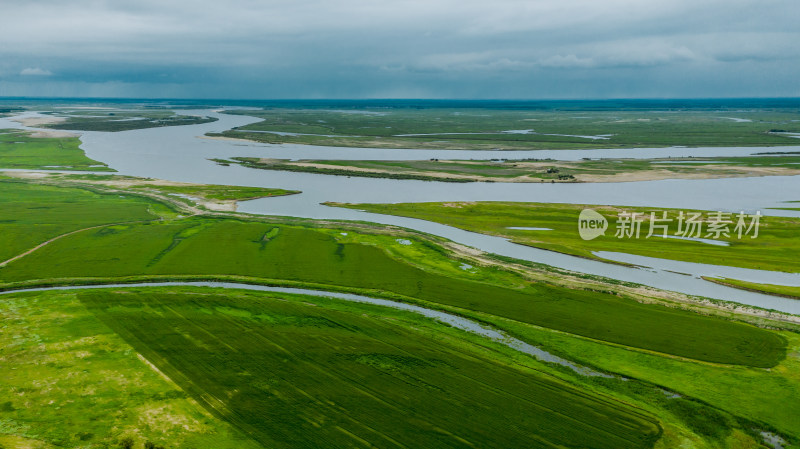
704,277 -> 800,299
0,288 -> 269,449
222,154 -> 800,183
1,177 -> 799,448
4,101 -> 800,448
468,309 -> 800,446
330,201 -> 800,273
0,206 -> 786,367
41,111 -> 217,132
6,284 -> 796,448
54,174 -> 300,203
0,129 -> 112,171
71,287 -> 662,449
0,180 -> 172,262
128,183 -> 299,200
211,108 -> 800,150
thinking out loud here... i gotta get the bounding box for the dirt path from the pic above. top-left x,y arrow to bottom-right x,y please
0,220 -> 154,268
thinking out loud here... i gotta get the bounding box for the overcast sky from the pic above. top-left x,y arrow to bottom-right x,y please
1,0 -> 798,99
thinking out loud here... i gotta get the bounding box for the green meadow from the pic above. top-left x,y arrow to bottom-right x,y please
221,157 -> 571,182
330,201 -> 800,273
0,210 -> 786,367
213,108 -> 800,150
0,180 -> 172,263
55,174 -> 300,202
0,129 -> 112,171
464,307 -> 800,446
72,287 -> 662,449
705,277 -> 800,299
128,183 -> 299,201
222,154 -> 800,183
1,174 -> 799,448
42,111 -> 217,132
0,289 -> 261,449
4,283 -> 796,448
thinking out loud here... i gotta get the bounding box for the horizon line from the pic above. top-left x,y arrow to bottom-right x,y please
2,96 -> 800,102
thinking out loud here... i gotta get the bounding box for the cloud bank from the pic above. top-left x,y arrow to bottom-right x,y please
0,0 -> 798,98
20,68 -> 53,76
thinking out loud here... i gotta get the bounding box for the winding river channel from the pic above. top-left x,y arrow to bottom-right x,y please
3,109 -> 800,314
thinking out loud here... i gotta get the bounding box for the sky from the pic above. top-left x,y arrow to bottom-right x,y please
0,0 -> 798,99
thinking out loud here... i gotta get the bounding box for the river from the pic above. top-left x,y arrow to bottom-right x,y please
3,110 -> 800,314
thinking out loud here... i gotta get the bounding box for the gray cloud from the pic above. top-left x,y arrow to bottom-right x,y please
0,0 -> 798,98
20,68 -> 53,76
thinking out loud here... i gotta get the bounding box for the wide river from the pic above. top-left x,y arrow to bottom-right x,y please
3,110 -> 800,314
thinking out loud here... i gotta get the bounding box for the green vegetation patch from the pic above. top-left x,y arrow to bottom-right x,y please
212,108 -> 800,150
0,180 -> 171,262
223,155 -> 800,183
76,287 -> 662,449
480,312 -> 800,443
0,129 -> 112,171
0,217 -> 786,367
330,201 -> 800,273
129,183 -> 300,201
705,277 -> 800,299
0,289 -> 262,449
42,112 -> 217,132
224,157 -> 575,182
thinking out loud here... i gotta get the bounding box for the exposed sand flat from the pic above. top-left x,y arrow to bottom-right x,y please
29,130 -> 79,138
266,159 -> 521,182
83,177 -> 241,211
12,116 -> 67,127
200,135 -> 259,144
252,158 -> 800,184
1,171 -> 51,179
575,165 -> 800,183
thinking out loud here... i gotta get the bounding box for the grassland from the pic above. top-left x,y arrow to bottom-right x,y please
58,174 -> 300,201
0,288 -> 268,449
0,129 -> 112,171
464,307 -> 800,447
221,154 -> 800,183
329,201 -> 800,273
0,186 -> 786,367
0,179 -> 173,263
704,277 -> 800,299
71,286 -> 663,449
3,175 -> 800,447
211,107 -> 800,150
4,99 -> 800,448
9,285 -> 799,448
40,110 -> 217,132
128,183 -> 298,201
773,200 -> 800,212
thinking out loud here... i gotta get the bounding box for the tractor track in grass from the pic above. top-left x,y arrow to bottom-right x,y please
0,219 -> 157,268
